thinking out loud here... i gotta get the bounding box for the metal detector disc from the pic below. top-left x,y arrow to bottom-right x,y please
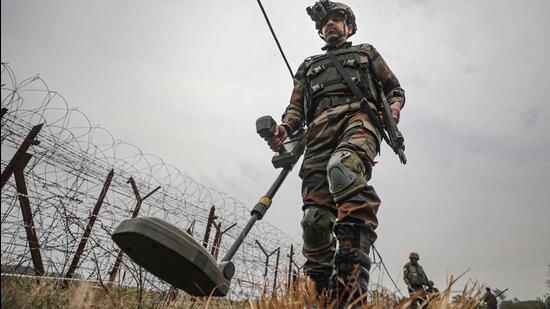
111,217 -> 229,296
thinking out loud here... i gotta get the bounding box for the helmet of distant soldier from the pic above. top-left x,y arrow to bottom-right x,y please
409,252 -> 419,260
306,0 -> 357,37
428,280 -> 434,287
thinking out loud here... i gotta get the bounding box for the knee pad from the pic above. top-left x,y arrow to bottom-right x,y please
327,149 -> 368,202
301,206 -> 336,252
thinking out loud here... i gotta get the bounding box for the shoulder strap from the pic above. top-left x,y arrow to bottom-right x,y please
326,51 -> 390,145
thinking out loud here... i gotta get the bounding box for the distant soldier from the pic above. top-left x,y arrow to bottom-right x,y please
403,252 -> 430,307
483,287 -> 498,309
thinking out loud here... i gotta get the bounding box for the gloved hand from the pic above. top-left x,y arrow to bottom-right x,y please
265,125 -> 288,152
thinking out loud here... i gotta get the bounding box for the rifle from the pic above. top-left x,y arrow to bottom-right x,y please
495,288 -> 508,298
375,80 -> 407,164
327,52 -> 407,164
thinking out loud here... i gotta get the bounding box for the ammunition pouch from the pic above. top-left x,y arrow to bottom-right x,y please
303,47 -> 377,124
310,77 -> 362,96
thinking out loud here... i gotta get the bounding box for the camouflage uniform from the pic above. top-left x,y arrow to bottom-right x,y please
404,259 -> 429,307
280,41 -> 405,293
483,289 -> 497,309
403,261 -> 429,290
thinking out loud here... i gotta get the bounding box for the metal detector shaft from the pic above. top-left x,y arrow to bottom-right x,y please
221,166 -> 292,262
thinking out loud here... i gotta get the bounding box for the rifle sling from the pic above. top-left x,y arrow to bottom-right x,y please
326,51 -> 391,146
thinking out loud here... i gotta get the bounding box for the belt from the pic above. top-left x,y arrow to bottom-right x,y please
312,95 -> 359,119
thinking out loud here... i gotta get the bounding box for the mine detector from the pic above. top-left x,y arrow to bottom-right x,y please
112,115 -> 305,296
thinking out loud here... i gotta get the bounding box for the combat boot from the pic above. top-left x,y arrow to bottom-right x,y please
307,268 -> 332,297
330,221 -> 372,307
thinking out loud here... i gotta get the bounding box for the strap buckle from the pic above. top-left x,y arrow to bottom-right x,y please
342,59 -> 359,68
310,83 -> 324,94
307,65 -> 326,78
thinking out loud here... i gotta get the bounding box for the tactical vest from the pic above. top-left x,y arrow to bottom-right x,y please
407,263 -> 427,286
303,45 -> 378,123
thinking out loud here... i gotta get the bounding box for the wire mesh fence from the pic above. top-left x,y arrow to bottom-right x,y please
0,62 -> 305,299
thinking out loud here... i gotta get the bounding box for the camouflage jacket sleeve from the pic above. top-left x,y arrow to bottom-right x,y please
281,61 -> 308,135
403,263 -> 410,285
362,44 -> 406,108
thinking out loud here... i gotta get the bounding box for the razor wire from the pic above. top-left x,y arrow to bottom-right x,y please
0,62 -> 305,299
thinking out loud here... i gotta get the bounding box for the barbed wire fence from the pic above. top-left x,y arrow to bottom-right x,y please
0,62 -> 306,299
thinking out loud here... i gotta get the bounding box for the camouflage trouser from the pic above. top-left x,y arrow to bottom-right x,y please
299,106 -> 381,277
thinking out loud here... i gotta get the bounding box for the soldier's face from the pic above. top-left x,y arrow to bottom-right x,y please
321,13 -> 352,43
410,258 -> 418,265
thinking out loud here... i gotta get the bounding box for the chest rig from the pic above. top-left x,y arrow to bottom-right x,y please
407,263 -> 427,285
304,45 -> 377,123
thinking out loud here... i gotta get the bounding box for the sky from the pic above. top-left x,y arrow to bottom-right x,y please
2,0 -> 549,301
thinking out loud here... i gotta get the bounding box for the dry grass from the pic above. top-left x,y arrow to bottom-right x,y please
241,273 -> 482,309
1,274 -> 482,308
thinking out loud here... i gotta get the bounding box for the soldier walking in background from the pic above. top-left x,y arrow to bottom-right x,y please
403,252 -> 430,307
483,287 -> 498,309
264,0 -> 405,306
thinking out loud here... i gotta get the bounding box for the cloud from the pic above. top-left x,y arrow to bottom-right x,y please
520,107 -> 540,128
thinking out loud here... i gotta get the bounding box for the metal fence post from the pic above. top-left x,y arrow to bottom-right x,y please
107,178 -> 160,288
13,152 -> 44,276
202,206 -> 216,249
272,247 -> 281,296
287,244 -> 294,289
65,169 -> 114,279
1,123 -> 43,189
211,222 -> 236,260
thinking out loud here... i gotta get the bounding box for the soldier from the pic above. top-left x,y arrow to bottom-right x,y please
265,0 -> 405,305
403,252 -> 430,307
483,287 -> 498,309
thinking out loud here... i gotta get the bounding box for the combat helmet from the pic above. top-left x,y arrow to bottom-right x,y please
306,0 -> 357,36
409,252 -> 419,260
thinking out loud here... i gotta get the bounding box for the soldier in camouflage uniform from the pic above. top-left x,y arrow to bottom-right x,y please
265,0 -> 405,304
403,252 -> 430,307
483,287 -> 498,309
